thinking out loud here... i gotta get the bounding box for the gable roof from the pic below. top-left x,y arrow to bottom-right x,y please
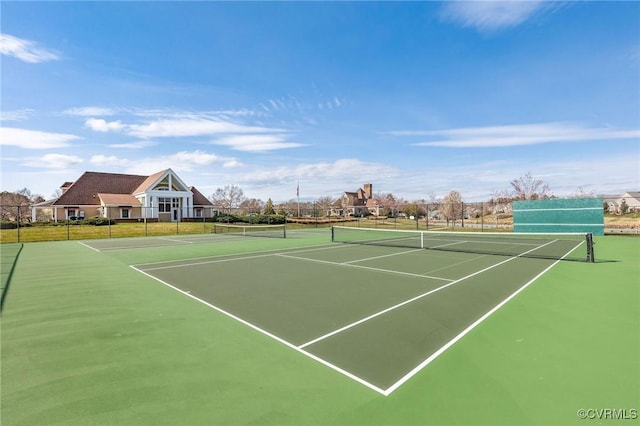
622,191 -> 640,199
53,172 -> 148,206
190,186 -> 213,206
132,169 -> 169,195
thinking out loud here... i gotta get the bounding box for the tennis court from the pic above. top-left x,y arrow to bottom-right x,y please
3,227 -> 638,425
120,226 -> 593,395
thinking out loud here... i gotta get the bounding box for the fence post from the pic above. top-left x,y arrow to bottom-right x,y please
425,204 -> 428,230
17,206 -> 21,243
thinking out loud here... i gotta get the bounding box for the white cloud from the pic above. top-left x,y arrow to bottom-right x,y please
0,127 -> 79,149
64,107 -> 118,117
84,118 -> 124,132
238,158 -> 399,189
395,122 -> 640,148
172,150 -> 221,166
90,155 -> 126,166
123,150 -> 237,176
211,134 -> 306,152
440,1 -> 548,32
23,153 -> 83,169
1,109 -> 34,121
108,140 -> 157,149
0,33 -> 60,63
223,159 -> 243,168
127,118 -> 283,139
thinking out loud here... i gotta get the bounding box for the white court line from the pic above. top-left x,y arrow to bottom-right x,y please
131,264 -> 387,395
430,240 -> 468,249
383,240 -> 585,395
276,253 -> 454,282
132,237 -> 581,396
157,237 -> 194,244
342,248 -> 425,264
77,241 -> 101,252
137,243 -> 347,271
297,239 -> 557,350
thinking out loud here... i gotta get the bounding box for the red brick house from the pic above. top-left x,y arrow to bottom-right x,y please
329,183 -> 380,217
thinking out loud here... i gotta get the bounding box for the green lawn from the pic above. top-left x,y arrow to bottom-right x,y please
1,233 -> 638,425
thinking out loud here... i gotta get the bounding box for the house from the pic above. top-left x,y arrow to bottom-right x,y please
31,169 -> 215,222
329,183 -> 380,217
602,191 -> 640,214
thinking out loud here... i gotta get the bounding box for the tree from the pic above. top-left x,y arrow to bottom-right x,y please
263,198 -> 276,215
441,190 -> 463,226
1,188 -> 44,222
572,186 -> 596,198
489,189 -> 513,215
401,203 -> 426,219
210,185 -> 246,212
620,199 -> 629,215
315,196 -> 335,218
239,198 -> 263,215
373,192 -> 398,217
510,172 -> 551,200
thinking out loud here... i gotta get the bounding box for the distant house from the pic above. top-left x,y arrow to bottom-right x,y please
31,168 -> 215,222
329,183 -> 380,217
603,191 -> 640,214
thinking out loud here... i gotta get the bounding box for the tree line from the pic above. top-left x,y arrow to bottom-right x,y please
1,172 -> 605,222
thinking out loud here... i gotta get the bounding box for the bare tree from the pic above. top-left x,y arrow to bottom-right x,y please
211,185 -> 246,212
239,198 -> 263,214
441,190 -> 463,226
572,186 -> 596,198
510,172 -> 551,200
315,195 -> 335,218
373,192 -> 398,217
1,189 -> 42,222
489,188 -> 513,215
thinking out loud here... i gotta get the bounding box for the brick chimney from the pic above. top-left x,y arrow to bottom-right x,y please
363,183 -> 372,199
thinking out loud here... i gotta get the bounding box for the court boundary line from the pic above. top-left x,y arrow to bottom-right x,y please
130,237 -> 584,396
136,243 -> 347,271
79,233 -> 280,252
383,239 -> 587,395
130,264 -> 388,395
297,239 -> 556,350
383,255 -> 566,395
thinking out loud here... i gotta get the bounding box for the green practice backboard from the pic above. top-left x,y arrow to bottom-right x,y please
513,198 -> 604,236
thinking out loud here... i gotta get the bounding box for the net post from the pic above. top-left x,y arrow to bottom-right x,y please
586,233 -> 595,263
331,226 -> 335,243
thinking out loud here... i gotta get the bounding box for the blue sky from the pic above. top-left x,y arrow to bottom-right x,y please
1,1 -> 639,202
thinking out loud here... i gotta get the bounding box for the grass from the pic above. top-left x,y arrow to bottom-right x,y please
1,232 -> 638,425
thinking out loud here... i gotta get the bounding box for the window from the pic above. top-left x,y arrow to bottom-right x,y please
159,197 -> 171,212
120,208 -> 130,219
195,208 -> 202,218
67,208 -> 78,220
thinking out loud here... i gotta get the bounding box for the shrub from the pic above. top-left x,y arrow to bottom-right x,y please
83,216 -> 115,226
0,221 -> 17,229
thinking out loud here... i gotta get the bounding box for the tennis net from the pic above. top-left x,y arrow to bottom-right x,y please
213,223 -> 286,239
331,226 -> 594,262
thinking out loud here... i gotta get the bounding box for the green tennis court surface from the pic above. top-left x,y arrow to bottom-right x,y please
124,228 -> 591,394
2,230 -> 638,425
